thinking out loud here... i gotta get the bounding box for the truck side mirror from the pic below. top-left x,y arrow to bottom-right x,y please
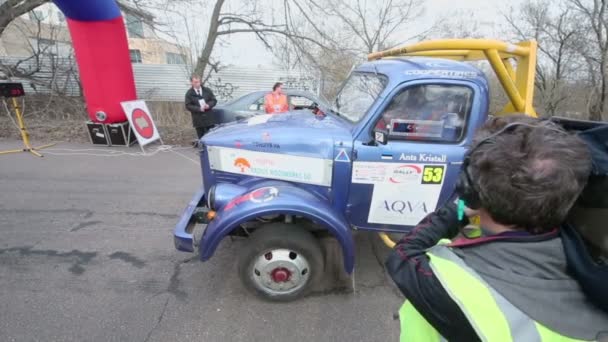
373,129 -> 388,145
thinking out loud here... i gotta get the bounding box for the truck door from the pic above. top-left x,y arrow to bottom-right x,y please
347,80 -> 483,232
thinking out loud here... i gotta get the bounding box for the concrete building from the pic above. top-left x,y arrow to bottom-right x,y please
0,1 -> 190,65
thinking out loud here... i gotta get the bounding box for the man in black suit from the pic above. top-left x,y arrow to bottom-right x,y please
185,74 -> 218,139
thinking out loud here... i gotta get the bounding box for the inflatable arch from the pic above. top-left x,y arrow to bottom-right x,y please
53,0 -> 137,123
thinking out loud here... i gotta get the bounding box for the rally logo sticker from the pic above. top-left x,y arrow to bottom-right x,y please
364,162 -> 447,225
253,142 -> 280,150
249,187 -> 279,203
224,194 -> 249,211
224,187 -> 279,211
230,154 -> 314,182
210,146 -> 333,187
389,164 -> 421,183
379,200 -> 430,216
335,148 -> 350,162
234,157 -> 251,172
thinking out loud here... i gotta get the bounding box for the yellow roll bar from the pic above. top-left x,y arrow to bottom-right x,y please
367,39 -> 538,117
379,232 -> 396,249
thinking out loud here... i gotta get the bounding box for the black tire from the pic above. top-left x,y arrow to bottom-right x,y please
238,223 -> 324,302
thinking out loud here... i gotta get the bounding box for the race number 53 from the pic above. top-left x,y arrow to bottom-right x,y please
422,165 -> 445,184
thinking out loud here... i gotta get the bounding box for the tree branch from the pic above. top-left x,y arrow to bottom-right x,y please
0,0 -> 49,37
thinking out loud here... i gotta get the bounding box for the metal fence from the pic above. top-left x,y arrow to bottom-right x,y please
0,55 -> 81,96
133,63 -> 320,103
1,56 -> 320,103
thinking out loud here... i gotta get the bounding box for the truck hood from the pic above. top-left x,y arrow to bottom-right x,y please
201,112 -> 353,160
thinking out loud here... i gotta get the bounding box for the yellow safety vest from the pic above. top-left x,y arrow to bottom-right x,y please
399,240 -> 596,342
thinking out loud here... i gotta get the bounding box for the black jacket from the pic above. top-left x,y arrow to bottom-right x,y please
562,122 -> 608,314
185,86 -> 217,127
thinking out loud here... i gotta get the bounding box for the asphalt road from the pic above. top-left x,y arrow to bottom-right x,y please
0,140 -> 403,342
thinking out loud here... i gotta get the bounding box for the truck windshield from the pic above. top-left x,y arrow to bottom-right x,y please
332,72 -> 387,123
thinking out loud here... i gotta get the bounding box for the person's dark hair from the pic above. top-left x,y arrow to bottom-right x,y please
273,82 -> 283,91
468,114 -> 592,233
190,74 -> 201,81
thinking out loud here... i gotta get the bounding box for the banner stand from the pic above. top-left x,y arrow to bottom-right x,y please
120,100 -> 163,154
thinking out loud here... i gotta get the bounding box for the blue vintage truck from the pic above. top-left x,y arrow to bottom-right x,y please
173,39 -> 541,301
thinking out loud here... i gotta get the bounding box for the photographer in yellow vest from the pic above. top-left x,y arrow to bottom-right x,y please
386,115 -> 608,341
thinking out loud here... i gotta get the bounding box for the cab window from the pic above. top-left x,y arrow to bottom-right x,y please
375,84 -> 473,143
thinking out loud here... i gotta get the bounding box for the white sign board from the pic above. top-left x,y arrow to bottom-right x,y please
208,146 -> 333,186
120,100 -> 161,148
352,161 -> 446,226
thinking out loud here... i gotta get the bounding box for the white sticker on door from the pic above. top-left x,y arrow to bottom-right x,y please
364,163 -> 446,225
352,162 -> 428,185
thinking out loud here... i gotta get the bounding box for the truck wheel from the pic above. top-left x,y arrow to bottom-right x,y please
238,223 -> 324,302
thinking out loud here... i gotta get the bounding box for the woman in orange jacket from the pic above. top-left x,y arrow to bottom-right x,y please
264,82 -> 289,114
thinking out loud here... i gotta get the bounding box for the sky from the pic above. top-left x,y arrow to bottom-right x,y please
152,0 -> 527,69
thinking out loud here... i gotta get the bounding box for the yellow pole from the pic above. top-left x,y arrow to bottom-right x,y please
367,39 -> 530,61
0,97 -> 55,157
514,40 -> 538,116
379,232 -> 396,248
502,59 -> 516,82
12,97 -> 33,149
484,49 -> 525,112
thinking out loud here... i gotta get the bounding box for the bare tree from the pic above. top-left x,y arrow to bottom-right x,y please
504,0 -> 583,117
434,10 -> 486,39
0,0 -> 49,37
288,0 -> 430,54
567,0 -> 608,120
1,14 -> 73,89
189,0 -> 328,80
0,13 -> 85,121
274,0 -> 431,98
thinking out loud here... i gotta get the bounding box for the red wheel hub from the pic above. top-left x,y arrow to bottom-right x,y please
271,267 -> 291,283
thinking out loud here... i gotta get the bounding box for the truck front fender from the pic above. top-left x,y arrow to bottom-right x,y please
173,185 -> 205,253
199,184 -> 356,273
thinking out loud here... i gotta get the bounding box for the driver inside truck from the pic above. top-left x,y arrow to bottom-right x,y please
375,86 -> 434,131
385,114 -> 608,341
375,85 -> 466,142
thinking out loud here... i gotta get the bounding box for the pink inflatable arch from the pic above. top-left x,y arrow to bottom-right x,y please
53,0 -> 137,123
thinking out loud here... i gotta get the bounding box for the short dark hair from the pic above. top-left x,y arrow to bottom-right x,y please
190,74 -> 201,81
468,115 -> 592,233
273,82 -> 283,91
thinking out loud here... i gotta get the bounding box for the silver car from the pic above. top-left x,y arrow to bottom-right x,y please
214,90 -> 330,124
